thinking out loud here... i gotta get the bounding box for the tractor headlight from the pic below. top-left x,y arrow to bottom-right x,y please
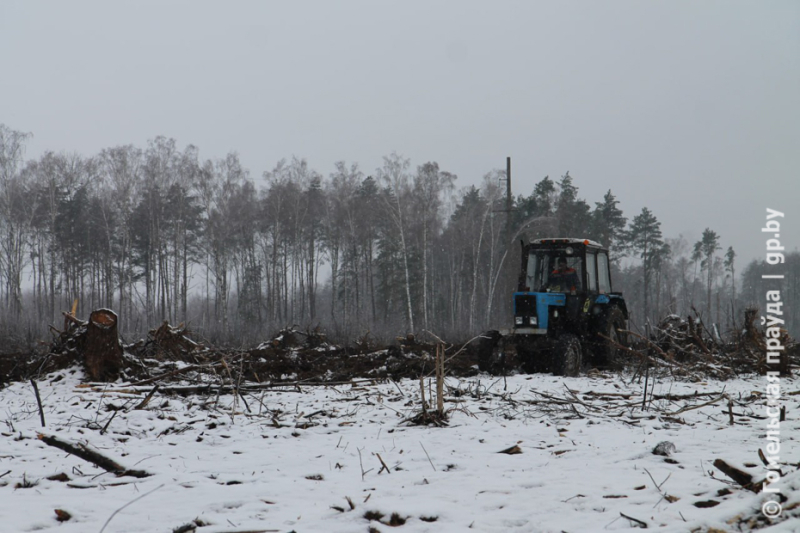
529,316 -> 537,326
515,316 -> 523,325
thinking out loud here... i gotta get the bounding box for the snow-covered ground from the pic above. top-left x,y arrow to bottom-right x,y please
1,368 -> 798,533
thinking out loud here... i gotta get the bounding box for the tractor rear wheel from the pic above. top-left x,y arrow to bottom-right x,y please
594,307 -> 627,367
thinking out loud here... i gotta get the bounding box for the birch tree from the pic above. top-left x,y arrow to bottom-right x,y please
412,162 -> 455,331
0,124 -> 32,316
376,153 -> 414,333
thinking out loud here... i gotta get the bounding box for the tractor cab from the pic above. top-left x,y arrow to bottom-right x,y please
512,238 -> 625,336
522,238 -> 612,295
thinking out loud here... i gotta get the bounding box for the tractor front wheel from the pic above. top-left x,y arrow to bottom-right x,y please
555,333 -> 582,377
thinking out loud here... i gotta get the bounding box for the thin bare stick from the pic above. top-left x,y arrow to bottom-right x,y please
98,483 -> 164,533
30,379 -> 45,427
133,385 -> 159,410
390,379 -> 405,397
376,453 -> 391,474
643,467 -> 671,494
357,448 -> 367,481
419,441 -> 436,472
100,411 -> 117,435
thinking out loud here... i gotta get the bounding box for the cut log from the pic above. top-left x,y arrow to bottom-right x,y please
713,459 -> 763,492
84,309 -> 123,381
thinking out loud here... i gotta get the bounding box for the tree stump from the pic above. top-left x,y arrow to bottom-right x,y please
84,309 -> 123,381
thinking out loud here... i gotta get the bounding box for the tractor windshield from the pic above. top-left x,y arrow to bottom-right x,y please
525,249 -> 583,293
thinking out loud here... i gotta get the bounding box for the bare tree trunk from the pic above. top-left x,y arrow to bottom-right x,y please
330,245 -> 339,321
399,223 -> 414,333
365,242 -> 376,323
308,229 -> 316,320
707,265 -> 713,321
422,223 -> 429,331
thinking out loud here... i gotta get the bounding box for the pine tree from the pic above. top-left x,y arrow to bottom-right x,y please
532,175 -> 556,217
592,190 -> 627,249
625,207 -> 664,324
724,246 -> 736,322
555,172 -> 592,237
693,228 -> 721,321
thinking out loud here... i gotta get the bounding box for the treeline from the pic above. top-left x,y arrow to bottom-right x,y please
0,124 -> 796,344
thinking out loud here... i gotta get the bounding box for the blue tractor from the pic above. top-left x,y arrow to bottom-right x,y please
479,238 -> 629,376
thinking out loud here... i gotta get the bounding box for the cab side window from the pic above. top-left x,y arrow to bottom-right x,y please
586,252 -> 597,292
598,252 -> 611,294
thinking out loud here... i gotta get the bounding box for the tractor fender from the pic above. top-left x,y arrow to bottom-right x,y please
607,294 -> 628,319
593,294 -> 628,319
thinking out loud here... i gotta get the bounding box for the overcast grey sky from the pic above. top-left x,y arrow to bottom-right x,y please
1,0 -> 798,264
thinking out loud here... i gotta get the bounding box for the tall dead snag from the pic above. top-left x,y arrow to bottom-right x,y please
84,309 -> 123,381
436,343 -> 444,417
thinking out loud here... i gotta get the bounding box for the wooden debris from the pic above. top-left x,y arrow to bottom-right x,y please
37,434 -> 151,478
148,321 -> 204,361
693,500 -> 720,508
712,459 -> 763,493
619,512 -> 648,528
498,444 -> 523,455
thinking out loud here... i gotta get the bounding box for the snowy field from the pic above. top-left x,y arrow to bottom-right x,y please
1,368 -> 798,533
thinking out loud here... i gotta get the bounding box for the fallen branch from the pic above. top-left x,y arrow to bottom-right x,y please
669,395 -> 725,416
619,512 -> 648,528
38,434 -> 151,478
90,378 -> 381,396
62,311 -> 86,327
130,365 -> 199,387
713,459 -> 763,493
620,329 -> 671,360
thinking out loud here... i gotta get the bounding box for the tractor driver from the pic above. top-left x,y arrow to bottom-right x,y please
547,256 -> 579,292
